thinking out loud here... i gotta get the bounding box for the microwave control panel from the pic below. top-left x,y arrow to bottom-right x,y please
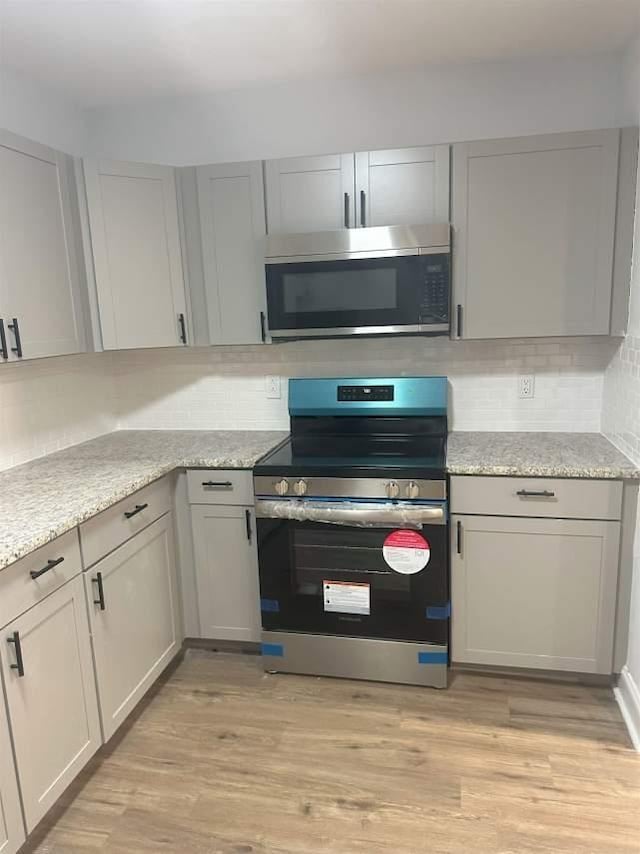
420,255 -> 450,322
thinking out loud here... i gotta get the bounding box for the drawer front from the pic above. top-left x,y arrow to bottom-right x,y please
0,528 -> 82,629
187,469 -> 253,506
450,476 -> 623,521
80,476 -> 172,568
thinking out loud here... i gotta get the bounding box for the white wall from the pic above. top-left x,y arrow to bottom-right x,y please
85,52 -> 629,165
0,67 -> 88,154
602,36 -> 640,740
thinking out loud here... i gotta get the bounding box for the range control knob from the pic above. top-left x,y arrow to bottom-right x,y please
386,480 -> 400,499
293,479 -> 308,496
274,478 -> 289,496
406,481 -> 420,499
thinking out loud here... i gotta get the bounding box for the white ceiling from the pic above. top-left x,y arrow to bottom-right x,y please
1,0 -> 639,108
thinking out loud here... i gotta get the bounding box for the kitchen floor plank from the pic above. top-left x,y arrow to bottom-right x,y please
22,650 -> 639,854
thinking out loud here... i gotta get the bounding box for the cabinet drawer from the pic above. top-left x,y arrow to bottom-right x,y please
187,469 -> 253,505
0,528 -> 81,629
80,476 -> 172,568
450,476 -> 623,521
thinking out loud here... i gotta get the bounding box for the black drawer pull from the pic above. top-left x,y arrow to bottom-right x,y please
202,480 -> 233,488
92,572 -> 106,611
7,632 -> 24,677
8,317 -> 22,358
260,311 -> 267,343
456,520 -> 463,555
124,503 -> 148,519
516,489 -> 555,498
30,556 -> 64,580
0,319 -> 8,360
245,509 -> 252,543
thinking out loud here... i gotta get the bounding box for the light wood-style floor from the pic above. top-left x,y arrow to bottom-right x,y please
24,651 -> 640,854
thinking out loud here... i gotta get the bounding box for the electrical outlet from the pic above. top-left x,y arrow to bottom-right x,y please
518,375 -> 535,399
265,376 -> 281,399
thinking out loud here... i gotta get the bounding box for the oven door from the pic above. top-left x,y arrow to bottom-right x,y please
265,253 -> 449,338
256,500 -> 449,644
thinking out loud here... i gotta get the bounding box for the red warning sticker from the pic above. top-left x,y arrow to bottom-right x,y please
383,530 -> 430,574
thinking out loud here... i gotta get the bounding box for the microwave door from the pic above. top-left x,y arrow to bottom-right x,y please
265,254 -> 449,338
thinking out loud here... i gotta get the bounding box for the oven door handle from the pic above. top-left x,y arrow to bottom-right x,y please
254,500 -> 446,527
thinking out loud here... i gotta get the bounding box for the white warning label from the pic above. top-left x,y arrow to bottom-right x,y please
323,581 -> 370,615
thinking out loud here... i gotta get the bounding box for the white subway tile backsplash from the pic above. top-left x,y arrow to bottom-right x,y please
112,335 -> 616,434
0,334 -> 619,473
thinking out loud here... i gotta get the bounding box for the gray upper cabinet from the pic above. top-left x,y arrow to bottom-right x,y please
354,146 -> 450,227
83,159 -> 188,350
195,161 -> 267,345
452,129 -> 620,339
265,153 -> 355,233
0,131 -> 87,360
264,146 -> 450,234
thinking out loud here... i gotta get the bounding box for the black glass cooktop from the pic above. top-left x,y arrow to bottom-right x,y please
254,435 -> 446,480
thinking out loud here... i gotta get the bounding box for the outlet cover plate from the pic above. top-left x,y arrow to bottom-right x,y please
266,376 -> 281,399
519,375 -> 535,399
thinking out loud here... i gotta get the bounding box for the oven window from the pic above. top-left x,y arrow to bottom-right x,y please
282,267 -> 398,314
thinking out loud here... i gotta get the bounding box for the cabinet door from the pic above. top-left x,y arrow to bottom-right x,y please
355,146 -> 450,227
265,154 -> 355,233
0,575 -> 100,832
196,162 -> 267,344
0,131 -> 85,359
83,159 -> 187,350
0,693 -> 24,854
191,505 -> 261,642
86,513 -> 180,741
451,515 -> 620,673
452,130 -> 619,338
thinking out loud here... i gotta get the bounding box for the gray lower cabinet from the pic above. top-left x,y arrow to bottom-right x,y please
85,513 -> 181,741
0,575 -> 101,832
450,514 -> 620,673
0,686 -> 25,854
191,503 -> 261,643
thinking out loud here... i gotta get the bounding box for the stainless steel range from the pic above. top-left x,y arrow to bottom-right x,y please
253,376 -> 449,688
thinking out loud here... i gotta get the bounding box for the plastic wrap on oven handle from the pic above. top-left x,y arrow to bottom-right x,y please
254,500 -> 445,528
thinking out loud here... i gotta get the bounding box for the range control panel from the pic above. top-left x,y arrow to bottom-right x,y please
337,384 -> 394,402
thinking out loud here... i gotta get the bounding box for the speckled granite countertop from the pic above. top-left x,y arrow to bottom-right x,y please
2,429 -> 638,573
447,432 -> 640,480
0,430 -> 287,571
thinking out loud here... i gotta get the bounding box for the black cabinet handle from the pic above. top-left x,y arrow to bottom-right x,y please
8,318 -> 22,357
7,632 -> 24,677
456,304 -> 463,338
124,503 -> 148,519
30,556 -> 64,580
344,192 -> 350,228
456,520 -> 463,556
360,190 -> 366,227
202,480 -> 232,488
92,572 -> 106,611
245,509 -> 252,543
178,313 -> 187,344
516,489 -> 555,498
0,319 -> 8,360
260,311 -> 267,343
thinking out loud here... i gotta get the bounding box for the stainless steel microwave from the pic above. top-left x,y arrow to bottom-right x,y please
264,223 -> 450,340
